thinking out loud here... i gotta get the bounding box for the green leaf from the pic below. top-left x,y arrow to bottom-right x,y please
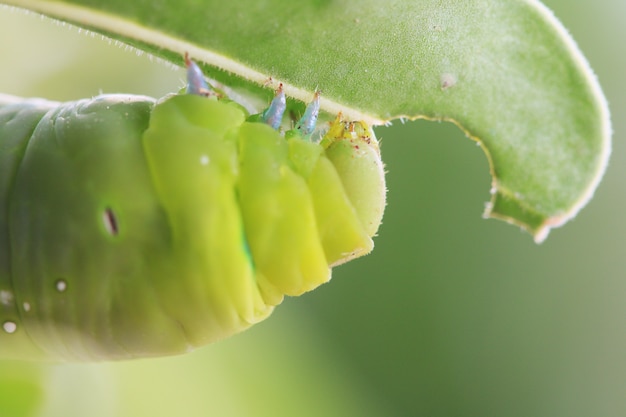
1,0 -> 611,241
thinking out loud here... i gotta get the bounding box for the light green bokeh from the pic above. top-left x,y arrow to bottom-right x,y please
0,1 -> 624,416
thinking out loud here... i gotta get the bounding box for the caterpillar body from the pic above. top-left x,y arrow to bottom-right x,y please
0,59 -> 386,361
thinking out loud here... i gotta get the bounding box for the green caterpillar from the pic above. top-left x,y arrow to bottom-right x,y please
0,58 -> 386,361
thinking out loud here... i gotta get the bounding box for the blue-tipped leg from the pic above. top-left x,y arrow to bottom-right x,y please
295,91 -> 320,137
185,53 -> 213,96
261,84 -> 286,130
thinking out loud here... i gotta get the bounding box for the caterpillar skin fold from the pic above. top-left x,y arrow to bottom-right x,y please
0,60 -> 386,361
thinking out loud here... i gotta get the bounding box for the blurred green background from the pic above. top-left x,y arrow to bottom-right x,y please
0,1 -> 624,416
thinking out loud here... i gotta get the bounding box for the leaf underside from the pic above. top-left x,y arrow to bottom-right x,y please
1,0 -> 611,241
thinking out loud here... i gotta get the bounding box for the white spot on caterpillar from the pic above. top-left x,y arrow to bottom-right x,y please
55,280 -> 68,293
23,302 -> 31,312
0,290 -> 13,306
200,155 -> 210,166
2,321 -> 17,334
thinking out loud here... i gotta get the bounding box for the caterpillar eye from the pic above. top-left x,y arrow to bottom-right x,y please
102,207 -> 119,236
